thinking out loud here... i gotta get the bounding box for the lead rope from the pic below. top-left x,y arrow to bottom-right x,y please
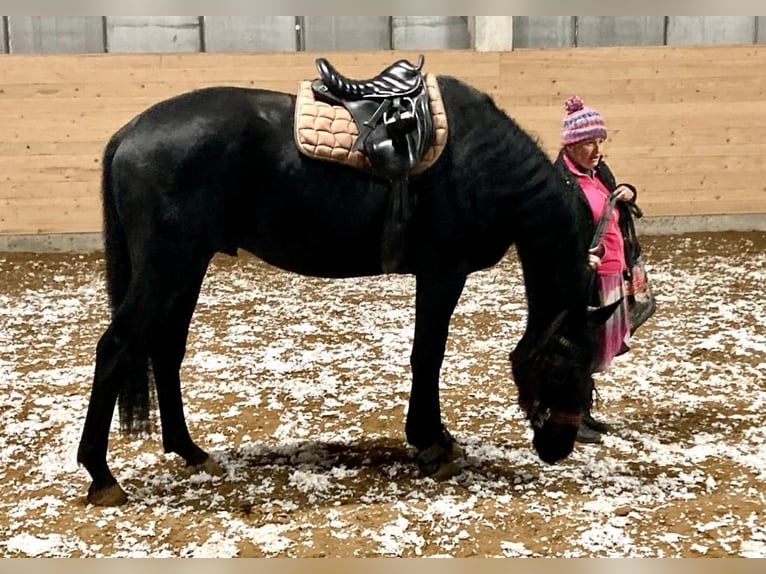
590,191 -> 619,250
587,190 -> 619,405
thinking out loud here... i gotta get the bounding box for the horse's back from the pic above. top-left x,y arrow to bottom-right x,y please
113,86 -> 294,156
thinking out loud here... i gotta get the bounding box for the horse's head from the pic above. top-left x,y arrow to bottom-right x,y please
509,302 -> 620,463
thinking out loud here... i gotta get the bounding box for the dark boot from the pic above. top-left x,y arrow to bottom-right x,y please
575,422 -> 603,444
582,410 -> 612,434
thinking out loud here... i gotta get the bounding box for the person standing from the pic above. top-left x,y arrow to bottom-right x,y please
554,95 -> 640,444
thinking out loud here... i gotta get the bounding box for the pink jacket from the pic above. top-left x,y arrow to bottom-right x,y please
562,154 -> 626,275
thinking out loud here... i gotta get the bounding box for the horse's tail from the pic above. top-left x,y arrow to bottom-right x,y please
102,134 -> 130,314
101,132 -> 155,435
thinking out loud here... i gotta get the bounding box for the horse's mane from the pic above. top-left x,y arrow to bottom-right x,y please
437,75 -> 580,221
437,75 -> 591,333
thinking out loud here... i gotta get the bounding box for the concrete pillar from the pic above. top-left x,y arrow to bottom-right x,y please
470,16 -> 514,51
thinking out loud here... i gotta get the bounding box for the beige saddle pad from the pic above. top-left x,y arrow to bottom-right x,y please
294,73 -> 448,175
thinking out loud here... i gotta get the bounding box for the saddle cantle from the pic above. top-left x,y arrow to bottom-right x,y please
294,55 -> 448,274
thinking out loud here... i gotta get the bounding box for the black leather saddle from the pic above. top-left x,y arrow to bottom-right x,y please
311,55 -> 434,180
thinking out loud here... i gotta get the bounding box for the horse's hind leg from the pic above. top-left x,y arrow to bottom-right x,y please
79,251 -> 213,505
78,286 -> 159,506
150,261 -> 222,476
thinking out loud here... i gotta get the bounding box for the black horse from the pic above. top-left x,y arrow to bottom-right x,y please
77,71 -> 613,505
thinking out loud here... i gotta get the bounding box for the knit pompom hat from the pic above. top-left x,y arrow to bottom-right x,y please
561,95 -> 607,146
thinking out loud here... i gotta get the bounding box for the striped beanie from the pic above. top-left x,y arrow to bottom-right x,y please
561,95 -> 607,146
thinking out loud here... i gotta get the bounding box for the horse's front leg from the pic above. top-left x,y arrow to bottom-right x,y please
406,272 -> 466,479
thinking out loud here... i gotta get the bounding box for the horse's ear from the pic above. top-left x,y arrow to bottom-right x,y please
587,299 -> 623,327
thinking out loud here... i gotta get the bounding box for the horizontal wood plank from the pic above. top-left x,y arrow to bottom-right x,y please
1,47 -> 764,235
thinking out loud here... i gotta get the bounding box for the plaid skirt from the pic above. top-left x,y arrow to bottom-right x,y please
592,272 -> 631,372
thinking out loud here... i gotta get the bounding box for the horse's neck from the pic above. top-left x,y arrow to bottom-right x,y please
516,228 -> 589,339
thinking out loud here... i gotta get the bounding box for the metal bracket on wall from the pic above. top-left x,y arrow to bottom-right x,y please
295,16 -> 305,52
2,16 -> 10,53
198,16 -> 206,52
100,16 -> 108,53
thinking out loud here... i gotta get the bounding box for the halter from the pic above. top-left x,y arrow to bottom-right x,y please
515,331 -> 589,429
522,399 -> 583,429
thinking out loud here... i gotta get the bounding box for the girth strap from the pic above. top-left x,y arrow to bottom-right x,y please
380,177 -> 416,274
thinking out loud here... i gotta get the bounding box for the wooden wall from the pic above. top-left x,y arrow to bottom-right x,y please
1,45 -> 764,235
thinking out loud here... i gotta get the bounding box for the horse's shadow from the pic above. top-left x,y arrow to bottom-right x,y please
118,435 -> 543,512
225,436 -> 416,472
119,436 -> 420,511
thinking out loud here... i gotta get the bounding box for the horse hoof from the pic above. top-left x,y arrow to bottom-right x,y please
416,440 -> 465,480
191,455 -> 224,477
87,483 -> 128,506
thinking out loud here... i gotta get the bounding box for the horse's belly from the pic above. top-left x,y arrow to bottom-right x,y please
239,231 -> 385,279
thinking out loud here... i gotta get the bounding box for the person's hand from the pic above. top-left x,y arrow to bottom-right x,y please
614,184 -> 635,202
588,244 -> 604,269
